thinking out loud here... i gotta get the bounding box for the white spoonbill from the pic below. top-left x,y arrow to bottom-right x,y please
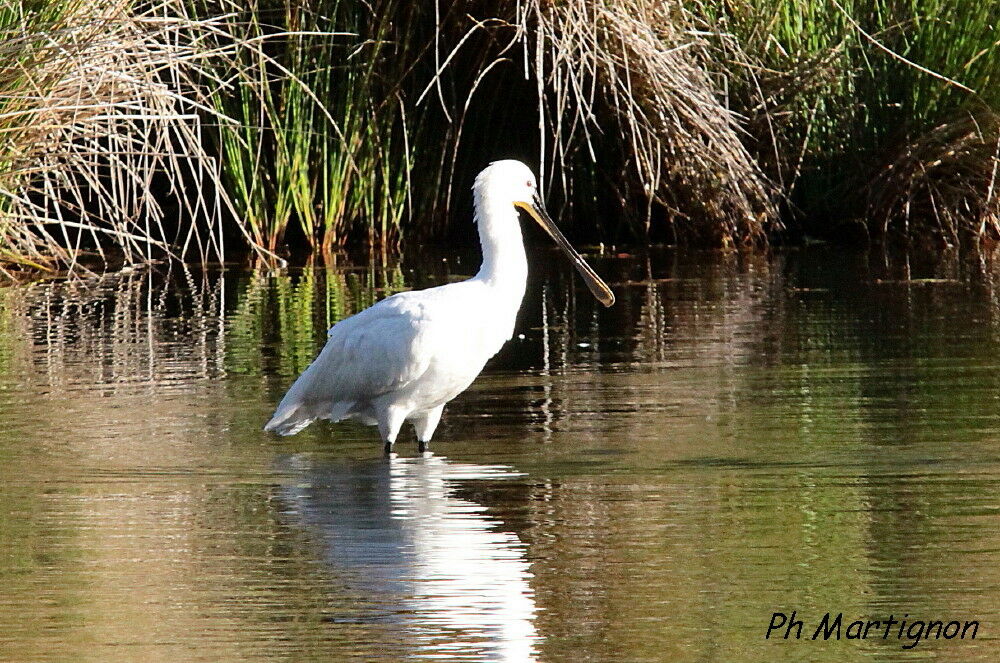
264,159 -> 614,454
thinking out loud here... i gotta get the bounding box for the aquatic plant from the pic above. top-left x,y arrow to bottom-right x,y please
2,0 -> 1000,276
524,0 -> 778,244
198,0 -> 783,251
700,0 -> 1000,245
200,0 -> 425,253
0,0 -> 258,277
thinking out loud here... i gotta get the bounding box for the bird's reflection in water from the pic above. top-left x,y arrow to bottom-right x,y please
280,454 -> 539,662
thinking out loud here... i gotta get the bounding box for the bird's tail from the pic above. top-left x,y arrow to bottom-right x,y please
264,402 -> 314,436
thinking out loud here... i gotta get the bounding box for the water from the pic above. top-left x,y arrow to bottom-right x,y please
2,247 -> 1000,662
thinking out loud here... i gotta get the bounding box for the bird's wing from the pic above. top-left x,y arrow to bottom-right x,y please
322,293 -> 436,399
265,292 -> 438,433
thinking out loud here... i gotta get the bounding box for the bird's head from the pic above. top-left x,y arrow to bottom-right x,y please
474,159 -> 539,209
474,160 -> 614,307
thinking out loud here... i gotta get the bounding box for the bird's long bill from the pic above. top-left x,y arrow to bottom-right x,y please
515,195 -> 615,307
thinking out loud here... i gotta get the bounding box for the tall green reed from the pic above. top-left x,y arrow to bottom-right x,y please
698,0 -> 1000,242
4,0 -> 1000,276
202,0 -> 426,254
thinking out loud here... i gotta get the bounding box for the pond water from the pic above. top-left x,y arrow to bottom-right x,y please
2,246 -> 1000,662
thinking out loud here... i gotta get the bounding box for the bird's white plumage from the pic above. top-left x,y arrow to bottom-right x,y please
265,279 -> 520,436
265,160 -> 538,449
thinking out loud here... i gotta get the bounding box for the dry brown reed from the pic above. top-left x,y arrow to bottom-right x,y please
868,112 -> 1000,246
520,0 -> 777,245
0,0 -> 273,278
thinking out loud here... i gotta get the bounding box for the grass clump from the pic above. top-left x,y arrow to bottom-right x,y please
201,0 -> 428,254
524,0 -> 778,245
0,0 -> 259,277
702,0 -> 1000,246
2,0 -> 1000,274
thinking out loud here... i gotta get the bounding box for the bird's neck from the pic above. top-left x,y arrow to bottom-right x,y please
473,198 -> 528,300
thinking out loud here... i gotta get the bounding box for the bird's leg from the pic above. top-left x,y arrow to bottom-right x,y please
412,405 -> 444,455
378,406 -> 407,457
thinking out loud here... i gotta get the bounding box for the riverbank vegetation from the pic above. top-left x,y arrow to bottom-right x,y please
1,0 -> 998,276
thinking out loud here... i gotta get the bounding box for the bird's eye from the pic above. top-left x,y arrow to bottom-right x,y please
526,180 -> 534,188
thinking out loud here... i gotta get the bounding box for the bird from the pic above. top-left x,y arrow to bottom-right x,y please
264,159 -> 614,455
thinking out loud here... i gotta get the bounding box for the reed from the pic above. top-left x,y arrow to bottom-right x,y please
700,0 -> 1000,244
2,0 -> 1000,275
860,1 -> 1000,244
0,0 -> 264,277
188,0 -> 1000,250
181,0 -> 780,254
200,0 -> 434,253
523,0 -> 778,244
